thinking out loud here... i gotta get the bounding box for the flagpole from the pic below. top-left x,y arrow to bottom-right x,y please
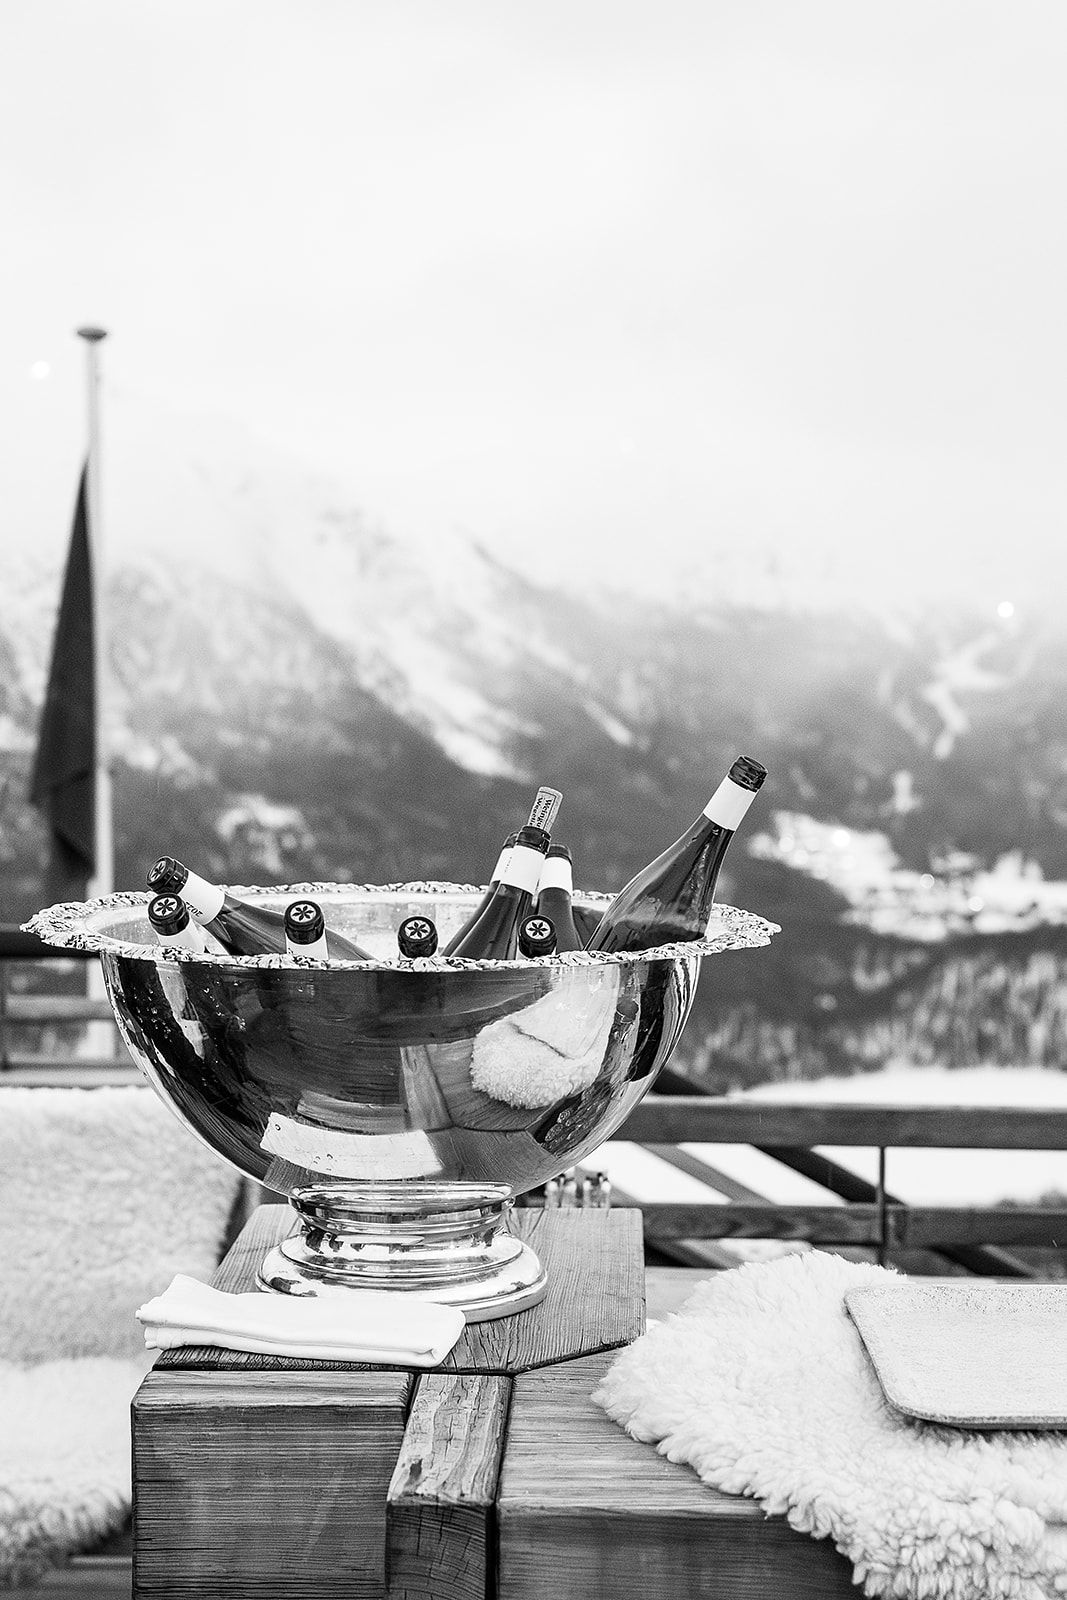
76,325 -> 112,900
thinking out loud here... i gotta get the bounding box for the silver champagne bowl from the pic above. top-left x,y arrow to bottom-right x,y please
29,883 -> 778,1320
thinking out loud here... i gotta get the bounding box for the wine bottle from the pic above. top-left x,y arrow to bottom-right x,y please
534,844 -> 582,952
281,898 -> 373,961
586,756 -> 767,953
448,785 -> 563,959
148,858 -> 288,954
146,859 -> 372,959
147,893 -> 219,954
441,831 -> 519,956
570,903 -> 603,946
397,914 -> 438,959
518,913 -> 556,957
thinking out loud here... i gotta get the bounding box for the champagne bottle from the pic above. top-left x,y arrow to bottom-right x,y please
147,893 -> 219,954
534,844 -> 582,953
518,913 -> 556,957
441,831 -> 519,957
448,785 -> 563,959
397,914 -> 438,959
283,898 -> 373,961
586,756 -> 767,953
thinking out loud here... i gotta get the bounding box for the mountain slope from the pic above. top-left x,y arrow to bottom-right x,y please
4,406 -> 1067,1085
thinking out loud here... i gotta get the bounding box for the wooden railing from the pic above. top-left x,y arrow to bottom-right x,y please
0,927 -> 126,1081
617,1095 -> 1067,1272
4,928 -> 1065,1271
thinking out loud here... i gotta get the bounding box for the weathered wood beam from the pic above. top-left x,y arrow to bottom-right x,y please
639,1202 -> 1067,1248
498,1351 -> 857,1599
4,996 -> 117,1022
386,1373 -> 511,1600
643,1143 -> 769,1202
621,1097 -> 1067,1149
132,1365 -> 412,1598
0,1064 -> 137,1086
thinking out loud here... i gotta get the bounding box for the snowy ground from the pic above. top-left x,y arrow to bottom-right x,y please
749,812 -> 1067,940
587,1064 -> 1067,1210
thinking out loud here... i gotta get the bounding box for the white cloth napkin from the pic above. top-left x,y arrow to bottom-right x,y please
136,1274 -> 465,1367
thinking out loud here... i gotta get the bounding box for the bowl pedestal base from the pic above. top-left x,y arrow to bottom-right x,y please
255,1180 -> 548,1322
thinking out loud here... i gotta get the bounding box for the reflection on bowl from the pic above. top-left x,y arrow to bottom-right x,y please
29,883 -> 778,1318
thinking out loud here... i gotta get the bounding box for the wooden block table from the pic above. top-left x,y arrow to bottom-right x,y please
132,1205 -> 855,1599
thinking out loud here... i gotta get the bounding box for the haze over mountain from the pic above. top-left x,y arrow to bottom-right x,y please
3,407 -> 1066,1085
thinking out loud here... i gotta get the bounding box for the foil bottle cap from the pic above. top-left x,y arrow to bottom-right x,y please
728,756 -> 767,792
147,893 -> 190,936
518,914 -> 556,957
147,856 -> 188,893
284,900 -> 326,945
397,915 -> 438,958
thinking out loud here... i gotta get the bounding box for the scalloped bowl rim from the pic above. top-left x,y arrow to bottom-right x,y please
25,881 -> 780,973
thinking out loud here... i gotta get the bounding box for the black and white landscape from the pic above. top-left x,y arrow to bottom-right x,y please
3,413 -> 1066,1094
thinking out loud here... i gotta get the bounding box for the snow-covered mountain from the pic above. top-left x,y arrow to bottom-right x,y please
9,400 -> 632,783
7,398 -> 1065,805
4,403 -> 1067,1085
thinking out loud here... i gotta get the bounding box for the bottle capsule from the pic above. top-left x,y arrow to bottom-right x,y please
397,915 -> 438,959
284,899 -> 329,959
147,893 -> 215,954
518,913 -> 557,957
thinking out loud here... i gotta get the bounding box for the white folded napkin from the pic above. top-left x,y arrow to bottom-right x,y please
136,1274 -> 465,1367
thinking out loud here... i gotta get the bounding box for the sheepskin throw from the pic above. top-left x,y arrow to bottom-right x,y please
0,1354 -> 152,1587
0,1086 -> 242,1587
592,1250 -> 1067,1600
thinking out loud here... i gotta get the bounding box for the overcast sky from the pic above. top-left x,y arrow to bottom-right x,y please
3,1 -> 1067,614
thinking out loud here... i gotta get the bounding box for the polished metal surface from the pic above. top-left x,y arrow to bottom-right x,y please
29,883 -> 777,1318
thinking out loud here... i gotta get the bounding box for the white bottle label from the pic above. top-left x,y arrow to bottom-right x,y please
501,844 -> 544,895
537,855 -> 573,895
180,870 -> 226,923
286,929 -> 330,960
490,845 -> 513,884
703,777 -> 758,831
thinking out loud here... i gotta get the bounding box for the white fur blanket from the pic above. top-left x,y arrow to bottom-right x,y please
0,1087 -> 241,1587
593,1251 -> 1067,1599
470,965 -> 620,1108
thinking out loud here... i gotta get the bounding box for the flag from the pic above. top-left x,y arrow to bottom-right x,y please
29,466 -> 95,901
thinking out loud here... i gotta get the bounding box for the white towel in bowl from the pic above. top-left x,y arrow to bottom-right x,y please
137,1274 -> 465,1367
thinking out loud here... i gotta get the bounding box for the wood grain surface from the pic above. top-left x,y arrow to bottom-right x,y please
497,1351 -> 857,1600
132,1366 -> 411,1598
156,1205 -> 645,1376
439,1209 -> 644,1375
620,1096 -> 1067,1149
640,1201 -> 1067,1249
386,1373 -> 511,1600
